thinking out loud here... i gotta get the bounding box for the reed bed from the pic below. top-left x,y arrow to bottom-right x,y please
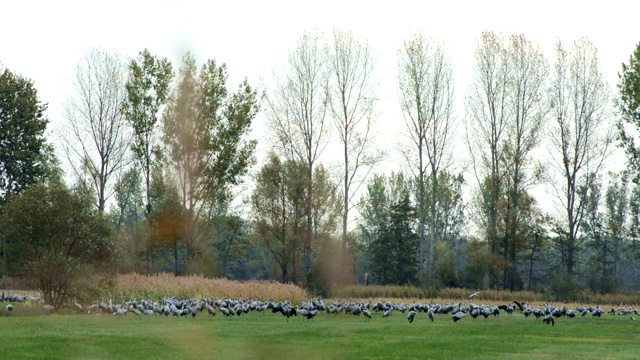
113,273 -> 307,303
329,285 -> 640,306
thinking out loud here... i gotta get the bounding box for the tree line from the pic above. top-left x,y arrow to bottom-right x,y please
1,29 -> 640,304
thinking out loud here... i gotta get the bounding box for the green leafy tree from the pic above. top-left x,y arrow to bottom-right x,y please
125,49 -> 174,215
148,178 -> 185,276
211,214 -> 253,278
114,167 -> 144,232
357,174 -> 390,283
252,153 -> 339,284
164,53 -> 258,264
604,173 -> 628,285
0,181 -> 113,309
0,67 -> 53,273
629,184 -> 640,257
425,172 -> 466,286
111,167 -> 146,273
583,172 -> 629,294
625,183 -> 640,289
618,42 -> 640,183
252,154 -> 307,283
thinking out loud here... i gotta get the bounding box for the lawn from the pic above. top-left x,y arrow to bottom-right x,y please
0,309 -> 637,359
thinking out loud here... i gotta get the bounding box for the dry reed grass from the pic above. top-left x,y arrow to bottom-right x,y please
330,285 -> 640,306
113,273 -> 307,303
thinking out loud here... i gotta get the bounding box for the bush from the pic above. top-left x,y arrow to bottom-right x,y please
549,274 -> 582,302
68,270 -> 118,306
0,182 -> 114,309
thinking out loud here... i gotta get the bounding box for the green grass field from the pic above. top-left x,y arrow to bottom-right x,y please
0,309 -> 638,359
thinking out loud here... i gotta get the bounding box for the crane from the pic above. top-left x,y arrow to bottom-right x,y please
407,310 -> 416,323
74,299 -> 83,312
452,311 -> 466,322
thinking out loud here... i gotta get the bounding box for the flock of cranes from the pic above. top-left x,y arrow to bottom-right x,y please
1,290 -> 637,326
0,290 -> 44,313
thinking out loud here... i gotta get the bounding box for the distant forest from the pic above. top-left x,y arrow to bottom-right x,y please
2,29 -> 640,301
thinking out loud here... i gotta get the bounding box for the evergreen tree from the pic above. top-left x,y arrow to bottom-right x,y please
360,173 -> 418,285
385,192 -> 419,285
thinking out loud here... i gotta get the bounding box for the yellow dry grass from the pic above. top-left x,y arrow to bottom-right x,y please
113,273 -> 307,303
330,285 -> 640,307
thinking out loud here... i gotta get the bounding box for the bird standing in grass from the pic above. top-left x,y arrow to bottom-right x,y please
452,311 -> 466,322
362,308 -> 372,320
74,299 -> 83,312
205,303 -> 216,316
407,310 -> 416,323
383,307 -> 393,318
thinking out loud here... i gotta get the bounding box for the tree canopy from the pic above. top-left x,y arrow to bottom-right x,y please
0,68 -> 52,205
0,181 -> 113,308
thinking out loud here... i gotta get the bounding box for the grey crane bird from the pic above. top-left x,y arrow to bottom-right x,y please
205,304 -> 216,316
452,311 -> 466,322
383,307 -> 393,318
74,299 -> 83,312
407,310 -> 416,323
115,308 -> 128,316
362,308 -> 372,320
29,293 -> 43,306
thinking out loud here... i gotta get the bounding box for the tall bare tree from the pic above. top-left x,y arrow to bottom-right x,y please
266,31 -> 331,283
466,32 -> 548,289
498,34 -> 548,290
548,37 -> 612,278
397,32 -> 456,282
328,28 -> 383,284
62,48 -> 129,213
466,32 -> 509,286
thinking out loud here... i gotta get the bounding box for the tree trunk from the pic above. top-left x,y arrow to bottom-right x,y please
174,239 -> 179,276
528,235 -> 538,291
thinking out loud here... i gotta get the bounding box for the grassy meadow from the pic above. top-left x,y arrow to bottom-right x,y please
0,307 -> 638,360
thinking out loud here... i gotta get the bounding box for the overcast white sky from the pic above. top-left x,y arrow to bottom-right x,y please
1,0 -> 639,197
